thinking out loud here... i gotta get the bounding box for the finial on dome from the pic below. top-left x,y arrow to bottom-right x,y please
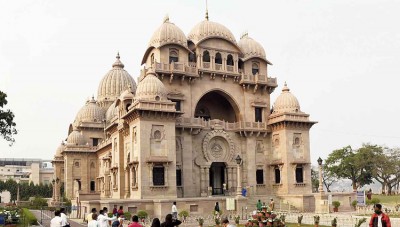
112,52 -> 124,68
163,14 -> 169,23
282,82 -> 290,92
205,0 -> 209,20
240,31 -> 249,39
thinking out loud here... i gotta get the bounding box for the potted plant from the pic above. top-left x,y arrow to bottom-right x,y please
178,210 -> 189,222
297,214 -> 303,226
215,215 -> 221,227
332,201 -> 341,212
196,217 -> 204,227
331,217 -> 337,227
351,200 -> 358,210
314,215 -> 320,227
137,210 -> 148,222
234,215 -> 240,225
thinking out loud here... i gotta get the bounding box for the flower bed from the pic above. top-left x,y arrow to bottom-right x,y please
245,211 -> 285,227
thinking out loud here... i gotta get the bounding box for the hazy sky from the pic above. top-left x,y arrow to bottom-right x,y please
1,0 -> 399,165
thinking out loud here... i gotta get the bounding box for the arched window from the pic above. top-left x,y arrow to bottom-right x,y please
127,153 -> 130,163
169,49 -> 179,63
203,50 -> 210,62
150,53 -> 155,65
227,54 -> 234,66
252,62 -> 259,75
215,52 -> 222,64
296,165 -> 304,183
153,165 -> 165,186
188,52 -> 196,63
274,167 -> 281,184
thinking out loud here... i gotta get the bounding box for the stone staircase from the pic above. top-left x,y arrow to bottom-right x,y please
245,195 -> 300,213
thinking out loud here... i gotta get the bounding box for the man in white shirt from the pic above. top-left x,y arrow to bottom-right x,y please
88,213 -> 99,227
98,208 -> 117,227
50,210 -> 62,227
60,208 -> 69,227
171,201 -> 178,220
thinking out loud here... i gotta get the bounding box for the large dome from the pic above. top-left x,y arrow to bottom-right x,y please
188,20 -> 237,45
97,54 -> 137,107
75,97 -> 105,124
67,129 -> 86,146
135,72 -> 167,101
238,33 -> 267,61
149,16 -> 188,49
273,83 -> 301,114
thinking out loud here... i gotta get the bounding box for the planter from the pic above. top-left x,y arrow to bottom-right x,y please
315,224 -> 319,227
333,207 -> 339,212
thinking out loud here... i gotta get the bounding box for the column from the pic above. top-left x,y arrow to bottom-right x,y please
200,167 -> 205,195
125,169 -> 130,198
228,167 -> 233,194
318,164 -> 324,192
237,165 -> 242,196
205,167 -> 210,196
130,166 -> 134,188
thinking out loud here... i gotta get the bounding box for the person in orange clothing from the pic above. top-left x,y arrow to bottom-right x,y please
369,204 -> 391,227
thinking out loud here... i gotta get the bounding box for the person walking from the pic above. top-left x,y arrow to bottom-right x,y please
117,206 -> 124,216
269,198 -> 275,211
60,208 -> 70,227
98,208 -> 117,227
369,203 -> 391,227
256,200 -> 262,211
88,214 -> 99,227
50,210 -> 62,227
128,215 -> 142,227
171,202 -> 178,220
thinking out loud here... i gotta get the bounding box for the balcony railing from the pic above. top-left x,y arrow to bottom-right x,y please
215,63 -> 222,71
176,117 -> 269,132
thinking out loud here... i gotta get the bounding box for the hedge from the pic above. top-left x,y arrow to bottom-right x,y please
22,208 -> 38,225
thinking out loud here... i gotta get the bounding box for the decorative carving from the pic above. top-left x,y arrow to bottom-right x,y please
202,130 -> 235,162
256,140 -> 264,153
154,130 -> 161,139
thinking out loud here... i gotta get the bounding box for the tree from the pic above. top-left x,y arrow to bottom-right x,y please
0,90 -> 17,146
374,147 -> 400,194
311,167 -> 319,192
322,165 -> 337,192
325,144 -> 380,191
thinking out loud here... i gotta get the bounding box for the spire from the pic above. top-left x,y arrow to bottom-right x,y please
205,0 -> 209,20
112,52 -> 124,68
240,31 -> 249,39
282,82 -> 290,92
163,14 -> 169,23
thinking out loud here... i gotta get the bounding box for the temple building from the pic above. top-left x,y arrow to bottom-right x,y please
52,13 -> 319,216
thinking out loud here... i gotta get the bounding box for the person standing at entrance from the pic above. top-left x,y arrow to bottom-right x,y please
269,198 -> 275,211
171,202 -> 178,220
369,204 -> 391,227
256,200 -> 262,211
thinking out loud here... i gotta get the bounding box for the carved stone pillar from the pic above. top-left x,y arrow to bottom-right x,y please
205,167 -> 210,195
125,168 -> 130,198
228,167 -> 233,194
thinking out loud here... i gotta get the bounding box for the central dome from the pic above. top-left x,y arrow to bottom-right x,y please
188,20 -> 237,45
97,54 -> 137,108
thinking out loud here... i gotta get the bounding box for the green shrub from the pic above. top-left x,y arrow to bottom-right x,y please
124,212 -> 132,220
137,210 -> 148,219
332,201 -> 341,208
31,197 -> 48,208
22,208 -> 38,225
352,200 -> 358,208
178,210 -> 189,218
366,198 -> 381,206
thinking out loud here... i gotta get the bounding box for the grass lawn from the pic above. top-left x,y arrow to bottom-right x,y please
372,194 -> 400,205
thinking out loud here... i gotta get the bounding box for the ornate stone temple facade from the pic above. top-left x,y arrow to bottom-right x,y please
52,14 -> 317,215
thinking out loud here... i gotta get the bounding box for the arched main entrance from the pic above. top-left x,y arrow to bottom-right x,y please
194,90 -> 239,122
210,162 -> 226,195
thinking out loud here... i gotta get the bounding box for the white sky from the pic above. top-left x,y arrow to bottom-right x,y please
1,0 -> 399,165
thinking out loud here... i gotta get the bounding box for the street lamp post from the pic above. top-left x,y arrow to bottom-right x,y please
235,155 -> 242,196
317,157 -> 324,193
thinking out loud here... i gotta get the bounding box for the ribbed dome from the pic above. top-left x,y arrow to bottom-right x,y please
238,33 -> 266,61
149,16 -> 188,49
106,102 -> 117,122
75,97 -> 106,123
119,87 -> 135,100
188,20 -> 236,45
55,143 -> 65,157
97,53 -> 137,107
67,129 -> 86,146
135,72 -> 167,101
273,83 -> 301,114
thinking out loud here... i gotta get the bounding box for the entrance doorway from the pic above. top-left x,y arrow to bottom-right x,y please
210,162 -> 226,195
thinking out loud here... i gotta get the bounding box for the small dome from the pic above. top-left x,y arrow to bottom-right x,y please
55,142 -> 65,157
149,16 -> 188,49
135,71 -> 167,101
67,129 -> 86,146
273,83 -> 301,114
97,53 -> 137,108
188,20 -> 236,45
75,97 -> 106,124
238,33 -> 267,61
119,86 -> 135,101
106,102 -> 117,122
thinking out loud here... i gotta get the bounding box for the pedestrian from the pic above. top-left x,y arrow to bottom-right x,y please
87,208 -> 97,223
128,215 -> 142,227
215,202 -> 220,215
113,206 -> 118,216
161,214 -> 182,227
151,218 -> 161,227
98,208 -> 117,227
369,203 -> 391,227
60,208 -> 70,227
117,206 -> 124,216
222,218 -> 235,227
88,214 -> 99,227
50,210 -> 62,227
256,200 -> 262,211
171,202 -> 178,220
269,198 -> 275,211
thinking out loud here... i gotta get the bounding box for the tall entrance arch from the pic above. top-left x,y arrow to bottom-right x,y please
210,162 -> 226,195
194,90 -> 240,122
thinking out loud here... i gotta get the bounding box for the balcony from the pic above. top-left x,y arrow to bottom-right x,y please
240,73 -> 278,87
154,61 -> 198,77
176,117 -> 270,135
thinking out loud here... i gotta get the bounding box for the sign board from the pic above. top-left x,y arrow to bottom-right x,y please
357,191 -> 366,206
226,198 -> 236,211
